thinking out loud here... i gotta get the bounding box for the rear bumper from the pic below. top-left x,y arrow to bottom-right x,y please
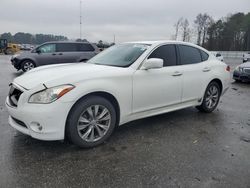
233,70 -> 250,81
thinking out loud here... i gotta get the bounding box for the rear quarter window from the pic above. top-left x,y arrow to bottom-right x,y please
200,50 -> 209,61
56,43 -> 77,52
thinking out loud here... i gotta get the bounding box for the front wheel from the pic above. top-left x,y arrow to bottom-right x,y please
66,96 -> 116,148
196,82 -> 221,113
21,60 -> 35,72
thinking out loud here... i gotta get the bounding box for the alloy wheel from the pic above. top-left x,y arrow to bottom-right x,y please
77,105 -> 111,142
205,85 -> 219,109
23,62 -> 35,71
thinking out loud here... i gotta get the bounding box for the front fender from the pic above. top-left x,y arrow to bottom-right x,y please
58,77 -> 133,125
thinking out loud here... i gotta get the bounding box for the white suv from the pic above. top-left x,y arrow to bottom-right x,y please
6,41 -> 230,148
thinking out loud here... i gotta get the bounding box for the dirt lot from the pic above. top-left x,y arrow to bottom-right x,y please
0,55 -> 249,188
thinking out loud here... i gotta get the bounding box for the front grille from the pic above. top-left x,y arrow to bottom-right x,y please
243,68 -> 250,74
8,84 -> 23,107
11,117 -> 27,128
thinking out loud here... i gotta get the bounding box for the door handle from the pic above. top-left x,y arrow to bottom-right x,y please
52,53 -> 56,55
172,71 -> 182,76
202,67 -> 211,72
58,53 -> 63,55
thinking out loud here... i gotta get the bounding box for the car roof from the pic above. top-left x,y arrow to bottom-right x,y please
125,40 -> 209,53
43,41 -> 90,44
126,40 -> 196,45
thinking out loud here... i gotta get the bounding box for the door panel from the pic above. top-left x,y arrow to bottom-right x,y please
177,45 -> 211,102
35,53 -> 61,66
34,43 -> 60,66
177,63 -> 208,102
133,67 -> 182,113
56,52 -> 79,63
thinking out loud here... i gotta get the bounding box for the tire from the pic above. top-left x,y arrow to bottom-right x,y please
196,81 -> 221,113
66,96 -> 116,148
21,60 -> 35,72
5,48 -> 14,55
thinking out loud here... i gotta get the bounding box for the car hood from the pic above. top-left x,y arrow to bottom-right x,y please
13,63 -> 121,90
240,62 -> 250,68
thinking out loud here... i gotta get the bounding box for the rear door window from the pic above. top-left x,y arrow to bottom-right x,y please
179,45 -> 202,65
77,43 -> 95,52
56,43 -> 77,52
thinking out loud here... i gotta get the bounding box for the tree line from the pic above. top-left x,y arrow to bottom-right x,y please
174,12 -> 250,51
0,32 -> 115,48
1,12 -> 249,51
0,32 -> 68,45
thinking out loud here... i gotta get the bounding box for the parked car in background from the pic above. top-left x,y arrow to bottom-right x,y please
6,41 -> 230,148
11,41 -> 99,72
233,62 -> 250,82
212,52 -> 224,62
243,52 -> 250,63
20,44 -> 33,51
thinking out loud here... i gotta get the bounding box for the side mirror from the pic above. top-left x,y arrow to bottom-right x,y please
36,49 -> 41,54
142,58 -> 163,70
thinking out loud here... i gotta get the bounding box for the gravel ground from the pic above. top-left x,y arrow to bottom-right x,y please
0,55 -> 249,188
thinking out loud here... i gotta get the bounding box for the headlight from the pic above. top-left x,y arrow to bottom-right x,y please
28,84 -> 75,104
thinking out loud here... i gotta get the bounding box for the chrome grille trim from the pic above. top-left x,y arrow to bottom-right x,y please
8,83 -> 23,107
243,68 -> 250,74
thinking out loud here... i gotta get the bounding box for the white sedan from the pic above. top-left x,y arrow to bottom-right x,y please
6,41 -> 230,148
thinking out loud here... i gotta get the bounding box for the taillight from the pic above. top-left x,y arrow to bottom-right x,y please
226,65 -> 230,72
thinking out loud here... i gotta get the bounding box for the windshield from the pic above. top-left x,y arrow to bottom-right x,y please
88,43 -> 150,67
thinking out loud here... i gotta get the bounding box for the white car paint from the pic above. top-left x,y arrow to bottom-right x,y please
6,41 -> 230,141
212,52 -> 224,62
243,52 -> 250,62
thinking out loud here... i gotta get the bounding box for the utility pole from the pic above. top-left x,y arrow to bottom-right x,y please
113,34 -> 116,44
80,0 -> 82,40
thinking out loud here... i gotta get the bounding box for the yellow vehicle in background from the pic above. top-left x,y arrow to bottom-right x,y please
0,39 -> 20,54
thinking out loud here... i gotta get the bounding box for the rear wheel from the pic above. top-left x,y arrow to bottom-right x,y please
196,82 -> 221,113
21,60 -> 35,72
66,96 -> 116,148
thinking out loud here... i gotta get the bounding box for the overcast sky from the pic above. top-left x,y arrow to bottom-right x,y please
0,0 -> 249,43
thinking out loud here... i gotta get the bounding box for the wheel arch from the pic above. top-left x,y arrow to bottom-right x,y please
20,58 -> 36,66
209,78 -> 223,94
65,91 -> 121,137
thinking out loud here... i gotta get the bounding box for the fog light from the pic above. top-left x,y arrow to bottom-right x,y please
30,121 -> 43,132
